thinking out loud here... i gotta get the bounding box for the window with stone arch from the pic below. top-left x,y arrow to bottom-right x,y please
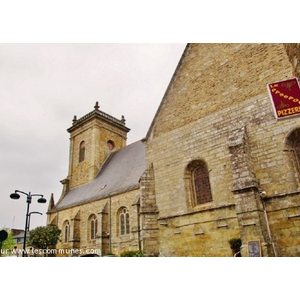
285,127 -> 300,183
118,207 -> 130,236
79,141 -> 85,163
88,214 -> 98,240
63,220 -> 70,243
294,138 -> 300,169
185,160 -> 213,208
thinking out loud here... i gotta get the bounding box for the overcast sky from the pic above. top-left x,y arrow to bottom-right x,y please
0,43 -> 186,230
0,2 -> 293,295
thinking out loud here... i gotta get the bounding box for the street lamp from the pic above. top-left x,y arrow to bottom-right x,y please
10,190 -> 46,257
27,211 -> 43,232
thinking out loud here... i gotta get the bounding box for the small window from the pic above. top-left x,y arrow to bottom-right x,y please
89,214 -> 98,240
79,141 -> 85,162
107,140 -> 115,151
63,221 -> 70,243
119,207 -> 130,235
185,160 -> 213,208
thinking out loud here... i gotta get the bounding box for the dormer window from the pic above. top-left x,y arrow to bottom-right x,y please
79,141 -> 85,163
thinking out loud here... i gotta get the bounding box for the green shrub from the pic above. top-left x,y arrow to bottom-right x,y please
120,250 -> 144,257
103,252 -> 116,257
228,238 -> 242,251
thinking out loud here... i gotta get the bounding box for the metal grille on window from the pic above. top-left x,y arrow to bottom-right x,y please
193,165 -> 213,205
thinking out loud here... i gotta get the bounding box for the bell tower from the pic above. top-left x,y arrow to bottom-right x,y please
63,102 -> 130,191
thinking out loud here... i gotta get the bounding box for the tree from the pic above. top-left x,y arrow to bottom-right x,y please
28,225 -> 61,256
229,238 -> 242,257
0,228 -> 16,256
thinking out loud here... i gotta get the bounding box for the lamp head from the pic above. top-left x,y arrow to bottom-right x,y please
37,197 -> 47,204
10,192 -> 20,200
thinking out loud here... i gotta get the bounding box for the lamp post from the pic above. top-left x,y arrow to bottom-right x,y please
27,212 -> 43,232
10,190 -> 46,257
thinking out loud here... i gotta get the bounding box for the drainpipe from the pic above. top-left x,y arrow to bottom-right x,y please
137,203 -> 141,251
262,198 -> 278,257
109,195 -> 112,253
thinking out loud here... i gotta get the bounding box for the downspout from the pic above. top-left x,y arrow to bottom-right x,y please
262,198 -> 278,257
132,196 -> 141,251
137,203 -> 141,251
109,195 -> 112,253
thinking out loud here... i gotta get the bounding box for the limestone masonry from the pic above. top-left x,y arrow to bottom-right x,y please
48,44 -> 300,256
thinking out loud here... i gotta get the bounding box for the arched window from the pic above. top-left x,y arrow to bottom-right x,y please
193,164 -> 213,205
63,220 -> 70,243
285,128 -> 300,184
185,160 -> 213,208
294,138 -> 300,170
79,141 -> 85,163
107,140 -> 115,151
88,214 -> 98,240
119,207 -> 130,236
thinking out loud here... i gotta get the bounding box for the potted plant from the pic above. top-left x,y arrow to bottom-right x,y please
229,238 -> 242,257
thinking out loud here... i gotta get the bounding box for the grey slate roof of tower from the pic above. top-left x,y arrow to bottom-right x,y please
54,140 -> 146,210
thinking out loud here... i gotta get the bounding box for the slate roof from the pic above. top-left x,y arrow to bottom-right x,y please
53,140 -> 146,211
11,229 -> 25,239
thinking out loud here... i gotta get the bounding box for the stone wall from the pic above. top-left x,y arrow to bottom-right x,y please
48,44 -> 300,256
149,44 -> 292,139
48,188 -> 141,257
145,43 -> 300,256
67,108 -> 129,189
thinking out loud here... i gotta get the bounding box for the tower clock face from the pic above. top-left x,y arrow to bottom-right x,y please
107,140 -> 115,150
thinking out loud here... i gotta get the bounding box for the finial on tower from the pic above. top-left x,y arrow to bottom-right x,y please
94,101 -> 100,110
121,115 -> 126,125
72,115 -> 77,124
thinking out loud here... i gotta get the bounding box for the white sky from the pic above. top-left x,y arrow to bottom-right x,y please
0,0 -> 293,230
0,0 -> 294,295
0,43 -> 186,230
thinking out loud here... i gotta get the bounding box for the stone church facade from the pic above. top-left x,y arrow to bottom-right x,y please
47,102 -> 148,256
47,43 -> 300,256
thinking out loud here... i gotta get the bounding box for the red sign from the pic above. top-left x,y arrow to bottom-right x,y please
267,78 -> 300,119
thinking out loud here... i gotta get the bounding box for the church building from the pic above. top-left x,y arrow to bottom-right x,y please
47,102 -> 148,256
48,43 -> 300,256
